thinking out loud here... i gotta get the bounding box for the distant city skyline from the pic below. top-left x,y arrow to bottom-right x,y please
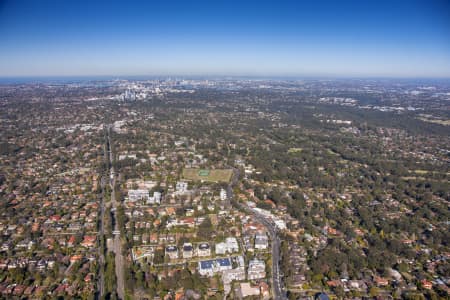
1,0 -> 449,78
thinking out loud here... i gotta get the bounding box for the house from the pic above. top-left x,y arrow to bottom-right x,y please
166,207 -> 176,215
327,280 -> 342,287
327,227 -> 340,236
67,235 -> 76,247
247,259 -> 266,280
55,283 -> 69,294
7,261 -> 17,269
197,243 -> 211,257
183,243 -> 193,259
148,191 -> 161,204
81,235 -> 96,248
4,284 -> 15,295
47,259 -> 55,269
165,245 -> 178,260
166,217 -> 178,228
220,189 -> 227,201
374,276 -> 389,286
1,242 -> 10,252
216,258 -> 233,272
179,217 -> 195,228
215,237 -> 239,254
23,286 -> 35,296
175,291 -> 184,300
274,219 -> 287,230
254,233 -> 268,250
119,154 -> 137,160
85,273 -> 94,283
239,282 -> 260,297
243,235 -> 254,252
264,199 -> 276,208
348,280 -> 367,291
12,284 -> 25,296
421,279 -> 433,290
198,260 -> 215,277
34,286 -> 46,296
31,223 -> 40,232
127,189 -> 149,202
176,181 -> 188,194
150,233 -> 158,244
222,267 -> 246,284
0,260 -> 7,269
198,258 -> 232,277
49,215 -> 61,222
235,255 -> 245,268
70,255 -> 82,263
68,222 -> 82,231
259,281 -> 270,299
36,259 -> 46,270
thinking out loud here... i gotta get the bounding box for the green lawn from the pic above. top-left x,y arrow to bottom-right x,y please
287,147 -> 303,153
182,168 -> 233,183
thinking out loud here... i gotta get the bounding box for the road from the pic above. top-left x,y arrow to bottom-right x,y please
96,129 -> 108,299
228,168 -> 287,300
235,202 -> 287,300
251,207 -> 286,300
107,126 -> 125,300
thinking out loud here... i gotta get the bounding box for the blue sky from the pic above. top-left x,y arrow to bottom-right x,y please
0,0 -> 449,77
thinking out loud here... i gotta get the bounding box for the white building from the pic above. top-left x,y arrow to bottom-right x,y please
174,140 -> 185,147
165,245 -> 178,260
197,242 -> 211,257
198,258 -> 232,277
274,219 -> 287,230
215,237 -> 239,255
247,259 -> 266,280
215,242 -> 227,255
118,154 -> 137,160
236,255 -> 245,268
183,243 -> 193,259
220,188 -> 227,201
254,233 -> 268,250
122,89 -> 136,101
147,191 -> 161,204
226,237 -> 239,252
128,189 -> 149,202
240,282 -> 260,297
176,181 -> 188,194
222,267 -> 246,284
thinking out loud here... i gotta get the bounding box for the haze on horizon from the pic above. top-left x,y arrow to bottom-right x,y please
0,0 -> 449,78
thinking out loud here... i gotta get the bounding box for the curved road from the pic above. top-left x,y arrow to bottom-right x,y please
97,128 -> 108,298
227,169 -> 287,300
107,126 -> 125,300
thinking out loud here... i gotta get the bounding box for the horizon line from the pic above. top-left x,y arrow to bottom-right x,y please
1,74 -> 450,81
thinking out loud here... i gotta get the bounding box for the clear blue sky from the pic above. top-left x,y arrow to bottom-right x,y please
0,0 -> 449,77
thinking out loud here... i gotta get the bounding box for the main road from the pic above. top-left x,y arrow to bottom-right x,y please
107,126 -> 125,300
227,168 -> 287,300
96,131 -> 108,298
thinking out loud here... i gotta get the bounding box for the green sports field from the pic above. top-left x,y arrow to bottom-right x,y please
182,168 -> 233,183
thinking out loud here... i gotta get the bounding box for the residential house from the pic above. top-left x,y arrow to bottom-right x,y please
197,243 -> 211,257
183,243 -> 193,259
247,259 -> 266,280
254,233 -> 268,250
198,258 -> 232,277
215,237 -> 239,255
165,245 -> 178,260
239,282 -> 260,297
